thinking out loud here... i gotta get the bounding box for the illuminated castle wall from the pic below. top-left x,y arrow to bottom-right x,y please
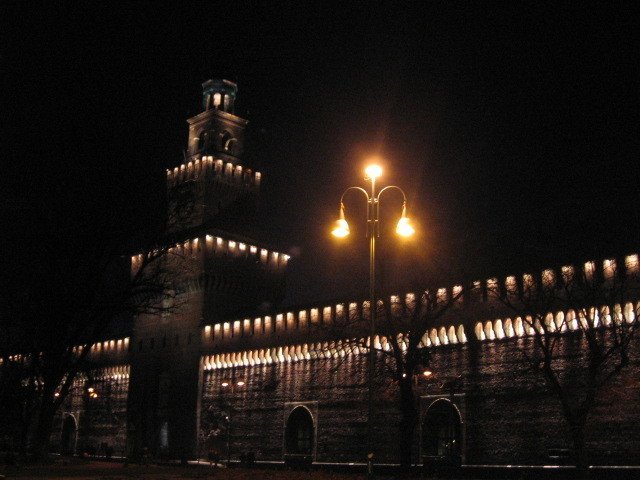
45,81 -> 640,466
199,256 -> 640,465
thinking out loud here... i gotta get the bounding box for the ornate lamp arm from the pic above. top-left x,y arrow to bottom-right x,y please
376,185 -> 407,204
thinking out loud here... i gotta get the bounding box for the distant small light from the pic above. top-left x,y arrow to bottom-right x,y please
221,381 -> 229,387
236,381 -> 245,387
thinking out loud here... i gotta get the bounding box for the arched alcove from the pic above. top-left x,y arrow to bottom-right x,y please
219,130 -> 236,152
60,414 -> 77,455
422,399 -> 462,466
284,406 -> 314,456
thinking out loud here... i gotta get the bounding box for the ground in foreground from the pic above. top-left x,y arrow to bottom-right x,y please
1,460 -> 366,480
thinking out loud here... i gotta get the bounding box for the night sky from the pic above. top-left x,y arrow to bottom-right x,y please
3,3 -> 639,307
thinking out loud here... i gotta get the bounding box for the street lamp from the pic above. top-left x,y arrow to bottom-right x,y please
331,163 -> 415,470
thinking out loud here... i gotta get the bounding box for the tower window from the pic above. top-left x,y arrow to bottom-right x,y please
219,131 -> 237,154
224,138 -> 237,153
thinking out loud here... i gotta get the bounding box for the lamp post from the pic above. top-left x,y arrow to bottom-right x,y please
331,163 -> 415,472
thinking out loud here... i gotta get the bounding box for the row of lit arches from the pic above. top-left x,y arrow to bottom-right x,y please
201,325 -> 467,370
474,302 -> 638,341
202,302 -> 639,371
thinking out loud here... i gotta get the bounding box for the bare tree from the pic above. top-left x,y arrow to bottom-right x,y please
322,288 -> 463,468
486,258 -> 640,476
0,202 -> 187,461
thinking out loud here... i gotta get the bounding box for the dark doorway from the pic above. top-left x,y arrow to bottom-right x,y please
60,415 -> 77,455
422,399 -> 462,465
285,406 -> 314,456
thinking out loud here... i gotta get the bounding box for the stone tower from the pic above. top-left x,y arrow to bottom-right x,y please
127,80 -> 289,460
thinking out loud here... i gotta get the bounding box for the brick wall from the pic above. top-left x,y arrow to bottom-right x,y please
200,335 -> 640,466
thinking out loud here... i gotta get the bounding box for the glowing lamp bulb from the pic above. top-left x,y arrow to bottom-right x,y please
365,164 -> 382,179
332,218 -> 350,238
236,381 -> 245,387
396,217 -> 415,237
87,387 -> 95,393
331,203 -> 350,238
396,204 -> 415,237
423,369 -> 433,377
221,381 -> 229,387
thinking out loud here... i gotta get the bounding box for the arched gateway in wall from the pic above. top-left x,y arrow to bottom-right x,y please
422,399 -> 462,466
284,406 -> 315,459
60,414 -> 77,455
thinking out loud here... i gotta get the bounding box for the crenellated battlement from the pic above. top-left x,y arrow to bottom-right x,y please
131,234 -> 289,278
84,337 -> 130,362
166,155 -> 261,189
201,253 -> 640,370
1,337 -> 131,368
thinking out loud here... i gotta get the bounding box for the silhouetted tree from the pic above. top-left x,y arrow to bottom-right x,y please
487,258 -> 640,477
0,197 -> 186,460
323,288 -> 463,468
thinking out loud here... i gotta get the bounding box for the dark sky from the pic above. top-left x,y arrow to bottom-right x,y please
3,3 -> 639,307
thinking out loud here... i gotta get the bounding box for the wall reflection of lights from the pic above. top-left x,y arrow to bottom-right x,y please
86,386 -> 99,399
220,378 -> 246,467
221,380 -> 245,388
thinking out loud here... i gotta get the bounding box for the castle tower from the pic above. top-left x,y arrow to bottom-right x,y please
187,79 -> 244,161
166,80 -> 258,233
127,80 -> 288,460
